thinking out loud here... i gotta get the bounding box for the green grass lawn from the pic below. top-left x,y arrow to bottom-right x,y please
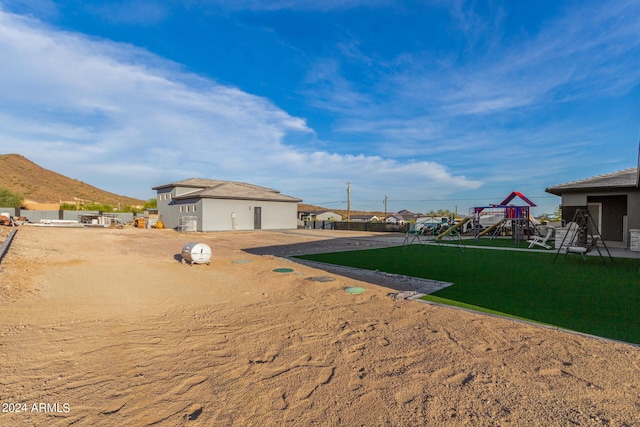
439,236 -> 550,249
295,245 -> 640,344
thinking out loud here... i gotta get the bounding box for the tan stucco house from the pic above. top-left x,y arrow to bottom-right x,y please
545,168 -> 640,245
153,178 -> 302,232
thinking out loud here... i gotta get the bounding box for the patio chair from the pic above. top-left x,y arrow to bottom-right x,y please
527,227 -> 554,249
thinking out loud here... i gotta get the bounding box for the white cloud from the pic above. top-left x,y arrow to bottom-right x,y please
0,7 -> 479,206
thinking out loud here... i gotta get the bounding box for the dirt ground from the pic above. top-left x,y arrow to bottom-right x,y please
0,226 -> 638,426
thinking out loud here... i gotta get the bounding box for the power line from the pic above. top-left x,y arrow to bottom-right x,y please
310,195 -> 557,204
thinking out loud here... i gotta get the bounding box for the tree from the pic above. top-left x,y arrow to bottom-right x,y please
538,206 -> 562,222
143,198 -> 157,209
0,188 -> 24,208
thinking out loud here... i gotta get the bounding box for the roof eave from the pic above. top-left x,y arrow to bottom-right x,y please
174,194 -> 302,203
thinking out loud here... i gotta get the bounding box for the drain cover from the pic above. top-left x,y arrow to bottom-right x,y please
309,276 -> 336,282
273,268 -> 294,273
345,286 -> 366,294
232,259 -> 253,264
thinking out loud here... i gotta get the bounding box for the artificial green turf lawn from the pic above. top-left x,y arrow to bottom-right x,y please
295,245 -> 640,344
442,237 -> 541,248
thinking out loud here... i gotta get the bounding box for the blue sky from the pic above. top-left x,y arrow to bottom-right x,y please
1,0 -> 639,215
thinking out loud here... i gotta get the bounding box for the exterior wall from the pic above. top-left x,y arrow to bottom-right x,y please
156,186 -> 206,229
156,188 -> 184,229
157,197 -> 202,230
561,193 -> 587,206
200,199 -> 297,231
176,198 -> 203,231
560,189 -> 640,244
156,190 -> 298,232
627,192 -> 640,242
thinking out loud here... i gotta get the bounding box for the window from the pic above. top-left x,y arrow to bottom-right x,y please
179,206 -> 183,212
193,205 -> 197,212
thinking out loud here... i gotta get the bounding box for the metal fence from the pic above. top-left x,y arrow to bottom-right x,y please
301,220 -> 409,233
0,207 -> 135,224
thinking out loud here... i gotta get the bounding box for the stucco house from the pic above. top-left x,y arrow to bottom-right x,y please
350,215 -> 380,222
153,178 -> 302,232
298,210 -> 342,222
545,167 -> 640,245
385,214 -> 406,224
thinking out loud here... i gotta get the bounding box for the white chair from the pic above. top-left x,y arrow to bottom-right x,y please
527,227 -> 554,249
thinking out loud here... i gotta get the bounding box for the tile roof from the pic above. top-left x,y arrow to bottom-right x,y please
152,178 -> 302,202
545,168 -> 638,195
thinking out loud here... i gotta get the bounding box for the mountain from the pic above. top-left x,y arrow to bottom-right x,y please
0,154 -> 386,215
0,154 -> 145,208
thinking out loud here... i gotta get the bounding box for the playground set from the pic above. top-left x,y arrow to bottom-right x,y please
402,192 -> 614,261
467,191 -> 539,244
403,191 -> 541,248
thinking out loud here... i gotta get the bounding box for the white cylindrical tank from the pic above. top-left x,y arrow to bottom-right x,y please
181,243 -> 212,265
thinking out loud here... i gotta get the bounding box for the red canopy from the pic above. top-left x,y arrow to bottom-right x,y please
498,191 -> 536,207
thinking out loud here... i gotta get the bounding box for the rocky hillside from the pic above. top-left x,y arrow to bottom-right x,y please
0,154 -> 144,207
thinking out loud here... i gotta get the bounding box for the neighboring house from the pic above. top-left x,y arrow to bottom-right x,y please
152,178 -> 302,232
397,209 -> 419,222
385,214 -> 406,224
350,215 -> 380,222
545,168 -> 640,244
298,211 -> 342,221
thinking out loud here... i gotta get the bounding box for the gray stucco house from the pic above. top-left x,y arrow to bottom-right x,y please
152,178 -> 302,232
545,168 -> 640,245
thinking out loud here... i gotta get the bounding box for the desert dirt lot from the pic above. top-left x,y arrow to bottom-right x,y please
0,226 -> 639,426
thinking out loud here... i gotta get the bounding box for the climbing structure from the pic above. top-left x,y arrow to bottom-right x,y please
469,191 -> 538,244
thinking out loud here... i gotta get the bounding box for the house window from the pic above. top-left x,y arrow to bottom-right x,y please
193,205 -> 197,212
179,206 -> 183,212
186,206 -> 190,212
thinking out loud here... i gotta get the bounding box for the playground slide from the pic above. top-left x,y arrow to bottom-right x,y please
436,216 -> 471,239
477,218 -> 505,237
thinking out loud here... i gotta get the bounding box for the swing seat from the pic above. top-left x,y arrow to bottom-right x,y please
567,237 -> 599,260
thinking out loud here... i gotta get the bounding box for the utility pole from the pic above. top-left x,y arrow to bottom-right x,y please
347,182 -> 351,222
384,195 -> 388,221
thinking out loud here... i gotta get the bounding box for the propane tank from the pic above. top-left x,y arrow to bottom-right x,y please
181,243 -> 211,265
